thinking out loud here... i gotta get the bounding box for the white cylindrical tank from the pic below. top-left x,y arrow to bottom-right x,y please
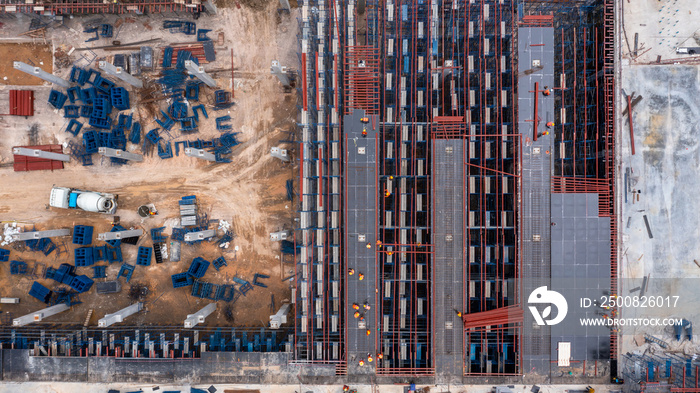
76,192 -> 115,213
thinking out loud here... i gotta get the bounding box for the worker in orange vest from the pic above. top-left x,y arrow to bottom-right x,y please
368,354 -> 374,362
353,303 -> 360,310
349,268 -> 355,276
354,311 -> 360,318
362,128 -> 368,137
359,273 -> 364,281
377,353 -> 383,360
359,360 -> 365,366
366,329 -> 371,336
546,121 -> 555,128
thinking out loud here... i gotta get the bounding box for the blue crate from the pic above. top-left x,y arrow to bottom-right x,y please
136,246 -> 152,266
83,130 -> 98,153
0,248 -> 9,262
93,75 -> 115,94
150,227 -> 167,242
70,67 -> 88,84
216,115 -> 232,131
72,225 -> 93,245
117,263 -> 135,282
109,129 -> 127,150
66,119 -> 83,136
96,131 -> 110,147
86,69 -> 100,85
197,29 -> 211,41
10,260 -> 27,275
49,90 -> 67,110
75,247 -> 95,267
105,245 -> 123,263
69,274 -> 94,293
214,90 -> 229,106
180,117 -> 197,132
100,24 -> 113,37
171,272 -> 193,288
185,82 -> 200,100
80,105 -> 93,118
145,129 -> 161,144
89,115 -> 112,129
117,113 -> 132,129
110,87 -> 130,110
212,256 -> 227,271
79,87 -> 97,105
192,104 -> 208,120
187,257 -> 209,278
130,122 -> 141,144
64,105 -> 80,118
93,245 -> 108,262
67,86 -> 81,103
92,265 -> 107,278
93,97 -> 111,119
29,281 -> 52,303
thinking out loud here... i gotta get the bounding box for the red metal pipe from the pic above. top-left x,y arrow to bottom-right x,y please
627,95 -> 635,155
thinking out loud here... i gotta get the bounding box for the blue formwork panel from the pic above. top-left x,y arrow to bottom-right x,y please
110,87 -> 130,110
150,227 -> 167,242
109,128 -> 127,150
130,122 -> 141,144
118,263 -> 135,282
155,110 -> 174,130
74,247 -> 95,267
100,24 -> 113,37
89,115 -> 112,129
136,246 -> 152,266
117,113 -> 132,129
67,86 -> 81,103
49,90 -> 67,110
179,195 -> 196,205
187,257 -> 209,278
105,245 -> 123,263
212,256 -> 227,271
215,115 -> 232,131
86,69 -> 100,85
162,47 -> 173,68
69,274 -> 94,293
0,248 -> 9,262
185,82 -> 200,100
145,129 -> 160,144
171,272 -> 193,288
80,87 -> 98,105
80,105 -> 93,118
66,119 -> 83,136
157,142 -> 173,159
72,225 -> 93,245
70,66 -> 88,85
92,245 -> 107,262
29,281 -> 52,303
170,101 -> 188,120
10,260 -> 27,275
214,90 -> 229,106
93,97 -> 111,119
180,117 -> 197,132
93,75 -> 115,94
93,265 -> 106,279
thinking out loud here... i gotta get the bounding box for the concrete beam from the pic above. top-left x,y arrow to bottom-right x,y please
184,229 -> 216,242
98,147 -> 143,162
13,61 -> 70,88
270,303 -> 291,329
13,304 -> 70,327
12,147 -> 71,162
12,229 -> 70,241
270,60 -> 290,87
203,0 -> 217,14
270,147 -> 290,162
98,302 -> 143,327
97,229 -> 143,241
270,231 -> 290,242
184,303 -> 217,328
184,147 -> 217,162
184,60 -> 217,87
98,61 -> 143,88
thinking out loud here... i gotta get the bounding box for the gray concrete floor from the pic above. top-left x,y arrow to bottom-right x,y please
619,65 -> 700,355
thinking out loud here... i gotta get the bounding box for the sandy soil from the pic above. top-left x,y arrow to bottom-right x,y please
0,42 -> 53,86
0,3 -> 300,328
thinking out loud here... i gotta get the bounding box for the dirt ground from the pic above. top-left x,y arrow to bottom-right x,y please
0,3 -> 300,328
0,42 -> 53,86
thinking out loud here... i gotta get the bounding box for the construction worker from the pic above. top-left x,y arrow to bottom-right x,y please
387,251 -> 393,256
368,354 -> 374,362
359,360 -> 365,366
366,242 -> 372,249
456,309 -> 463,317
359,273 -> 364,281
349,268 -> 355,276
360,117 -> 369,123
343,385 -> 350,392
385,189 -> 391,198
366,329 -> 371,336
543,88 -> 551,96
376,240 -> 382,247
389,175 -> 394,180
353,303 -> 360,310
354,311 -> 360,319
377,353 -> 383,360
362,128 -> 368,137
363,302 -> 371,310
359,314 -> 365,321
546,121 -> 555,128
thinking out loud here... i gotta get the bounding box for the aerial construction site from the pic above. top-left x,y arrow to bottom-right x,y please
0,0 -> 698,392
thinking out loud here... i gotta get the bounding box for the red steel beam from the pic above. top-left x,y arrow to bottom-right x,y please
627,95 -> 635,155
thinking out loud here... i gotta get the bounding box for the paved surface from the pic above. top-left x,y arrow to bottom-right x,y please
344,109 -> 378,374
432,139 -> 466,383
518,26 -> 556,376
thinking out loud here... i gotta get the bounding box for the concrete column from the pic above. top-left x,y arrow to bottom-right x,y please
270,231 -> 290,241
97,229 -> 143,241
279,0 -> 291,10
184,147 -> 217,162
13,61 -> 70,88
98,147 -> 143,162
271,60 -> 290,87
12,229 -> 70,241
184,303 -> 217,328
98,61 -> 143,88
270,147 -> 290,162
12,147 -> 71,162
184,230 -> 216,242
270,303 -> 291,329
184,60 -> 217,87
98,302 -> 143,327
13,304 -> 70,327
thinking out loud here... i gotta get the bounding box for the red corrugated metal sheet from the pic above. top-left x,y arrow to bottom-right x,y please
13,144 -> 64,172
9,90 -> 34,116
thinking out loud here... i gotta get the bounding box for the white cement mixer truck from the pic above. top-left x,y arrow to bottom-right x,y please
49,186 -> 118,214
